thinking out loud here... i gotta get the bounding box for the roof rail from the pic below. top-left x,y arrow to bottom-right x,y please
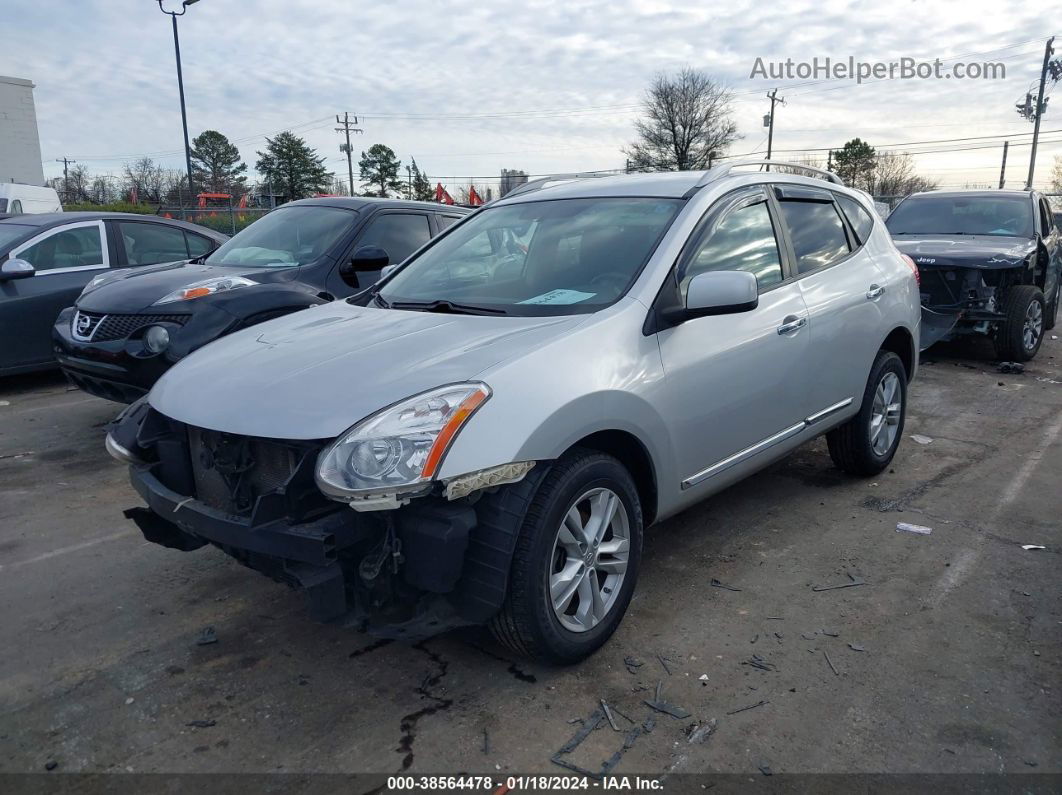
697,159 -> 844,188
490,171 -> 618,204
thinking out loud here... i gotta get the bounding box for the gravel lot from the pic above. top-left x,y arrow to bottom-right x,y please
1,337 -> 1059,780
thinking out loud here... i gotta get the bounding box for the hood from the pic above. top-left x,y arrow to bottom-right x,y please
76,261 -> 299,313
891,235 -> 1036,269
149,301 -> 585,439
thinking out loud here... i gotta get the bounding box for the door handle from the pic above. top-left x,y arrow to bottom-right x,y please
777,315 -> 808,335
866,284 -> 885,300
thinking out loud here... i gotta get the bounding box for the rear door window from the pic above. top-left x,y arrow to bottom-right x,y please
437,214 -> 463,230
117,221 -> 190,265
358,213 -> 431,264
185,231 -> 215,258
777,200 -> 851,274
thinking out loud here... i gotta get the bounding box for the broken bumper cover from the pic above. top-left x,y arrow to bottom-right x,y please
127,467 -> 350,620
125,463 -> 505,634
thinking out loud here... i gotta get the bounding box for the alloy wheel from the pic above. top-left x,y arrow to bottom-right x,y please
548,487 -> 630,633
1023,299 -> 1043,352
869,371 -> 902,456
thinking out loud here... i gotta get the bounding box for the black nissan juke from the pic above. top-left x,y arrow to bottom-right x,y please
53,197 -> 469,402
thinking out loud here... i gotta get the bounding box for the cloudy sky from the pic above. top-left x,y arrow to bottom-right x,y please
9,0 -> 1061,194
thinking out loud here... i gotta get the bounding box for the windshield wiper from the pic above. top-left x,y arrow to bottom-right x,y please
388,299 -> 507,316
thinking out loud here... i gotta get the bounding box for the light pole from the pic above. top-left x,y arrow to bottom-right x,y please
157,0 -> 199,207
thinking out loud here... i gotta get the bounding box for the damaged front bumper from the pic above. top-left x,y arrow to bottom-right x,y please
112,404 -> 532,640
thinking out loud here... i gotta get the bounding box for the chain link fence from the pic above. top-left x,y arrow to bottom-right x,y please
157,206 -> 272,236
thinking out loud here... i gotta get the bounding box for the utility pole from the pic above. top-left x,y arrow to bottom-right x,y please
998,140 -> 1009,189
1026,36 -> 1056,190
765,89 -> 785,170
55,157 -> 76,202
826,149 -> 833,172
335,112 -> 362,196
407,165 -> 412,200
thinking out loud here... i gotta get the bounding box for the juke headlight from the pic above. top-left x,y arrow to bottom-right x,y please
154,275 -> 258,305
315,382 -> 491,500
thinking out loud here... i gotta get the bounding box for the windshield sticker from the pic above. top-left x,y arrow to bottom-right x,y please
518,289 -> 597,305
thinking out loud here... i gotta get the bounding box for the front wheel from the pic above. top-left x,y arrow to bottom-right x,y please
488,449 -> 643,664
995,285 -> 1045,361
827,350 -> 907,476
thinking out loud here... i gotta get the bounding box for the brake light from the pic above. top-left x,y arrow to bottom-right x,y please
900,253 -> 920,286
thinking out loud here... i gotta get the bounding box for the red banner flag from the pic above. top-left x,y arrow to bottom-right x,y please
435,183 -> 455,205
468,186 -> 483,206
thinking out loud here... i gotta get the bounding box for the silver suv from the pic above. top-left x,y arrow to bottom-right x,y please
109,162 -> 920,663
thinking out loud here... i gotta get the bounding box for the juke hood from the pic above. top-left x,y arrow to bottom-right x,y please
891,235 -> 1036,269
76,261 -> 298,313
148,300 -> 584,439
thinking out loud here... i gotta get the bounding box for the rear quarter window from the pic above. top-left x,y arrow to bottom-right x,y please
777,200 -> 851,274
836,195 -> 876,245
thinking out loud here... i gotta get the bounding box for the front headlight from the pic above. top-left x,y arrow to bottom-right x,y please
315,382 -> 491,501
154,276 -> 257,305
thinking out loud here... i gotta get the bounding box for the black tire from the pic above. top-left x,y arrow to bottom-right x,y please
487,448 -> 643,664
994,285 -> 1046,362
826,350 -> 907,476
1045,281 -> 1059,332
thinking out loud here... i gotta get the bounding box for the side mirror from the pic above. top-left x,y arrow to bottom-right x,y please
0,258 -> 35,281
339,246 -> 390,288
683,270 -> 758,317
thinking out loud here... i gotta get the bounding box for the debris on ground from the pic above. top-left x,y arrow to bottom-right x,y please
812,572 -> 865,591
656,654 -> 673,675
601,699 -> 620,731
710,578 -> 742,591
742,654 -> 777,672
482,727 -> 490,754
726,699 -> 768,715
896,522 -> 933,535
644,681 -> 691,719
848,643 -> 866,652
195,627 -> 218,646
624,655 -> 644,674
1021,544 -> 1046,551
551,705 -> 655,778
44,760 -> 57,771
758,763 -> 773,776
910,434 -> 934,445
186,719 -> 217,728
686,718 -> 717,744
997,362 -> 1025,374
824,650 -> 839,676
822,629 -> 840,637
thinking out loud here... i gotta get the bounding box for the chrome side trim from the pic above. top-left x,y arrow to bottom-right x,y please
805,397 -> 853,425
682,396 -> 855,490
681,422 -> 805,490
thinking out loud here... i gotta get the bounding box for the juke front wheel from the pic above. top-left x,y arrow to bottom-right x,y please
488,449 -> 643,664
827,350 -> 907,476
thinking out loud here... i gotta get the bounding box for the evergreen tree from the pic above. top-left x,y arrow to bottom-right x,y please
255,132 -> 330,201
359,144 -> 403,197
190,130 -> 248,196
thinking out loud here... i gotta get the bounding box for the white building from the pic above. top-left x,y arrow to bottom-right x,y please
0,76 -> 45,186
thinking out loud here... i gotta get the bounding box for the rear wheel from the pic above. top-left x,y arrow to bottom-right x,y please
488,449 -> 642,664
827,350 -> 906,476
995,285 -> 1045,361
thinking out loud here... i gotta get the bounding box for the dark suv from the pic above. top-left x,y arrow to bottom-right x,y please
887,189 -> 1061,360
54,198 -> 469,402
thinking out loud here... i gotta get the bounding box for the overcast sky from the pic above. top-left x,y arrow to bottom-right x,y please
8,0 -> 1061,193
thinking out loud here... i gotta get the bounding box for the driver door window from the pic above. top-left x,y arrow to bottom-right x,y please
14,222 -> 107,272
681,195 -> 784,293
358,213 -> 431,265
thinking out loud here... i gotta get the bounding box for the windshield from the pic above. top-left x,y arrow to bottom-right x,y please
378,197 -> 682,315
0,223 -> 34,250
205,206 -> 355,267
887,195 -> 1033,237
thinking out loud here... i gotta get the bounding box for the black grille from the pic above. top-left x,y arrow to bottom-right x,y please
187,427 -> 300,516
95,313 -> 189,342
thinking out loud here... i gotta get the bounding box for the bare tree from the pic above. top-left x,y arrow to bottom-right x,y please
1051,155 -> 1062,194
625,68 -> 740,171
870,152 -> 938,197
122,157 -> 168,203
